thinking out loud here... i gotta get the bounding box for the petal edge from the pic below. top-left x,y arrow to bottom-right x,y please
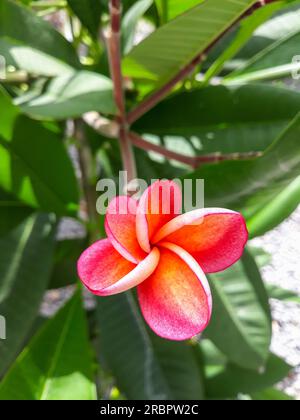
153,208 -> 248,273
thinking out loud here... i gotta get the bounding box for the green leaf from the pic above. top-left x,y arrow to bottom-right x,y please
0,114 -> 79,215
96,292 -> 204,400
266,284 -> 300,303
247,175 -> 300,237
249,246 -> 271,268
67,0 -> 101,38
184,112 -> 300,235
231,2 -> 300,63
155,0 -> 202,22
0,87 -> 19,140
204,252 -> 271,370
134,84 -> 300,154
226,62 -> 300,84
243,249 -> 272,316
204,353 -> 292,399
0,188 -> 32,238
0,93 -> 33,236
48,238 -> 86,289
204,1 -> 300,74
123,0 -> 257,83
122,0 -> 153,54
0,290 -> 97,400
0,214 -> 56,376
18,71 -> 115,119
202,1 -> 284,84
226,3 -> 300,82
0,0 -> 80,76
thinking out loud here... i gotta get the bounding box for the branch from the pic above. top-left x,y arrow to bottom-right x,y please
127,0 -> 280,125
0,70 -> 35,84
107,0 -> 125,119
245,0 -> 278,16
129,132 -> 263,168
107,0 -> 137,183
128,131 -> 199,167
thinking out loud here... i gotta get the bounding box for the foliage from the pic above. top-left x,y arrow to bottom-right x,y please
0,0 -> 299,400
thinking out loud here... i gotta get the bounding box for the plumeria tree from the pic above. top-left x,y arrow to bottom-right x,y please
0,0 -> 300,400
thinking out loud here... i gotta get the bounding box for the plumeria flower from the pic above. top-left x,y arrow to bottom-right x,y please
78,180 -> 248,341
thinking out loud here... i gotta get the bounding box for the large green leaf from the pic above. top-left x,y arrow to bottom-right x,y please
18,71 -> 115,119
0,113 -> 79,215
123,0 -> 257,83
184,113 -> 300,235
155,0 -> 202,22
0,0 -> 80,76
0,290 -> 96,400
67,0 -> 101,38
0,188 -> 32,238
134,84 -> 300,154
204,252 -> 271,370
96,292 -> 204,400
0,214 -> 56,376
0,90 -> 33,235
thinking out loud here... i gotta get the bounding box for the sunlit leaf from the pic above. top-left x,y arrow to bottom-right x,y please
123,0 -> 257,84
18,71 -> 116,119
0,290 -> 96,400
0,0 -> 80,76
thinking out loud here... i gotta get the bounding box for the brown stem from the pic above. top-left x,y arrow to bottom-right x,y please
107,0 -> 125,118
129,132 -> 262,168
127,0 -> 280,125
107,0 -> 137,184
245,0 -> 278,16
120,127 -> 137,181
1,71 -> 35,84
128,131 -> 198,167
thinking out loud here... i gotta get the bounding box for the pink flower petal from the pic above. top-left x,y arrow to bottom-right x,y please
136,180 -> 182,253
138,243 -> 212,341
152,208 -> 248,273
105,196 -> 147,263
77,238 -> 160,296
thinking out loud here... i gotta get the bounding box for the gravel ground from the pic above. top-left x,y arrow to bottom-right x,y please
252,206 -> 300,399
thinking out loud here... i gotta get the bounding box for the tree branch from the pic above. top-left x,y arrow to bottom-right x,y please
128,131 -> 263,168
127,0 -> 280,125
107,0 -> 137,184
